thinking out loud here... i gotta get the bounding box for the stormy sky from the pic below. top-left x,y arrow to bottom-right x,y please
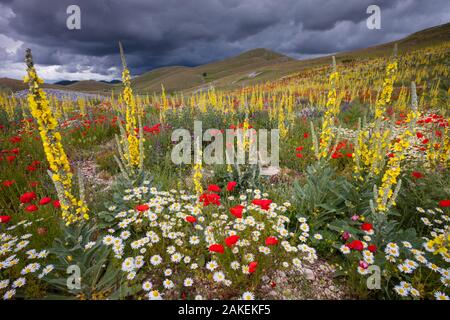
0,0 -> 449,82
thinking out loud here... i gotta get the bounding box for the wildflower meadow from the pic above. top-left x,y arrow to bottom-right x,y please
0,3 -> 449,305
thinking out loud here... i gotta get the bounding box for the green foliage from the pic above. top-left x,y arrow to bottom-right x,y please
44,220 -> 129,299
292,161 -> 352,229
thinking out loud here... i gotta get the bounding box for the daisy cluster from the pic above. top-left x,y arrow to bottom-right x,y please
339,206 -> 449,300
0,218 -> 54,300
101,183 -> 317,300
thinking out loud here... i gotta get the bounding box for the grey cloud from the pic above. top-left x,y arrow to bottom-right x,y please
0,0 -> 449,81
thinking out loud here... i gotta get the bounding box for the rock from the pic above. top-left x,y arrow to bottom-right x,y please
303,268 -> 315,280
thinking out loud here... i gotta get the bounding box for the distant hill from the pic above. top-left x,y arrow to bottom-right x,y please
54,80 -> 79,86
1,22 -> 449,94
101,79 -> 121,84
64,80 -> 118,93
0,77 -> 63,92
130,48 -> 294,93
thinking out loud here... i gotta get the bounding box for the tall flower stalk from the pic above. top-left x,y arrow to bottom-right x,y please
24,48 -> 88,225
318,56 -> 339,159
375,82 -> 420,212
119,42 -> 142,169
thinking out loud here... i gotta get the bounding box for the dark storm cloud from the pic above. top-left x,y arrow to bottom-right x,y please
0,0 -> 449,81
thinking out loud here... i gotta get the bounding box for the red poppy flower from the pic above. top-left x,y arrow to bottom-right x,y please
143,123 -> 161,134
411,171 -> 423,179
207,184 -> 221,193
248,261 -> 258,273
7,155 -> 16,163
331,152 -> 343,159
345,153 -> 353,158
347,240 -> 364,251
296,153 -> 303,158
25,204 -> 38,212
368,244 -> 377,253
360,222 -> 373,231
303,133 -> 309,138
209,244 -> 224,254
0,216 -> 12,223
20,192 -> 36,204
39,197 -> 52,205
296,146 -> 304,151
11,148 -> 19,154
416,132 -> 424,139
53,200 -> 61,208
30,181 -> 39,187
185,215 -> 196,223
265,236 -> 278,246
252,199 -> 272,210
230,205 -> 244,219
136,204 -> 150,212
9,136 -> 21,143
2,180 -> 15,187
225,235 -> 240,247
199,193 -> 221,206
226,181 -> 237,191
439,200 -> 450,208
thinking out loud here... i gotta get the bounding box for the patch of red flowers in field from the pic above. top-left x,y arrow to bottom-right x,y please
136,204 -> 150,212
252,199 -> 272,210
346,239 -> 364,251
226,181 -> 237,191
2,180 -> 15,187
265,236 -> 278,246
20,192 -> 37,204
143,123 -> 161,135
39,197 -> 52,205
207,184 -> 221,193
209,243 -> 224,254
229,205 -> 244,219
25,204 -> 38,212
225,235 -> 240,247
360,222 -> 373,232
411,171 -> 423,179
185,215 -> 196,223
329,140 -> 354,159
199,193 -> 221,206
248,261 -> 258,273
439,200 -> 450,207
0,216 -> 12,223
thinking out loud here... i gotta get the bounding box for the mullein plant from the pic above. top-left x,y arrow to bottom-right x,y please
113,42 -> 145,180
353,45 -> 398,179
192,136 -> 204,202
310,56 -> 340,160
372,81 -> 421,213
24,48 -> 88,225
160,84 -> 169,123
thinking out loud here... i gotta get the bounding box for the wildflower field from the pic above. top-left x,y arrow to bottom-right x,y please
1,36 -> 449,301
